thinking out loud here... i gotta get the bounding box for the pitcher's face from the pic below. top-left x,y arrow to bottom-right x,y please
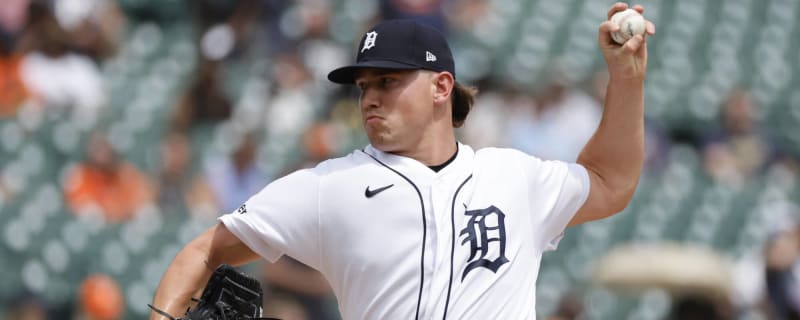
355,69 -> 437,153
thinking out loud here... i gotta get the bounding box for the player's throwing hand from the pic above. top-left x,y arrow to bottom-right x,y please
599,2 -> 656,80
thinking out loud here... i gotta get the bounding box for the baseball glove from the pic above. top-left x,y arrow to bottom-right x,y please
149,264 -> 277,320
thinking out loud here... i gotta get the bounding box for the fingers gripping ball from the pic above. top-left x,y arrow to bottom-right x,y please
610,8 -> 646,44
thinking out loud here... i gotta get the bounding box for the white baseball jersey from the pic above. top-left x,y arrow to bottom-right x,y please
219,143 -> 590,319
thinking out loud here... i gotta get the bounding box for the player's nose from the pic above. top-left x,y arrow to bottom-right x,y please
359,87 -> 380,110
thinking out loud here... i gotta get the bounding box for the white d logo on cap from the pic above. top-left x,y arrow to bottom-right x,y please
361,31 -> 378,53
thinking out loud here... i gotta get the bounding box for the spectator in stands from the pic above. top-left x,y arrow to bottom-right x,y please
0,0 -> 32,117
64,132 -> 154,222
701,88 -> 775,185
170,58 -> 233,131
204,132 -> 267,213
189,0 -> 264,64
457,79 -> 516,149
504,68 -> 602,162
263,293 -> 310,320
446,0 -> 490,31
546,292 -> 584,320
4,291 -> 47,320
669,295 -> 731,320
265,52 -> 316,140
155,131 -> 216,217
256,1 -> 291,56
55,0 -> 126,62
380,0 -> 447,33
289,1 -> 349,87
262,257 -> 336,320
764,209 -> 800,319
302,121 -> 346,162
78,273 -> 125,320
0,0 -> 29,48
324,87 -> 364,138
17,1 -> 106,120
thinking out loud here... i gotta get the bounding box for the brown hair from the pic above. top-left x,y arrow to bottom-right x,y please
451,81 -> 478,128
18,2 -> 73,57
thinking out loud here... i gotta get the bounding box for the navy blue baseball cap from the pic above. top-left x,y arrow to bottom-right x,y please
327,19 -> 456,84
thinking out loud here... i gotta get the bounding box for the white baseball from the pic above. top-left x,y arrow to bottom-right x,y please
610,8 -> 646,44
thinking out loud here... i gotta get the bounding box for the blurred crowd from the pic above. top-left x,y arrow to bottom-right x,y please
0,0 -> 799,319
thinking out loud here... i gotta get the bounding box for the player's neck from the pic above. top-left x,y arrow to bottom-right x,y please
393,130 -> 458,167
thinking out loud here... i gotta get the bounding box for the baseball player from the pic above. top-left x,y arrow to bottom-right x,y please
151,3 -> 655,319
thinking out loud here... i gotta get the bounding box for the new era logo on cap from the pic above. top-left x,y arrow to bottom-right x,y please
426,51 -> 437,62
327,19 -> 456,84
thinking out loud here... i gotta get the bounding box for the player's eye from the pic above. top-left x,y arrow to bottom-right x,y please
380,77 -> 396,87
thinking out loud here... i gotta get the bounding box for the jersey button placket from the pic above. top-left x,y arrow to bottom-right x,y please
428,179 -> 453,319
417,182 -> 435,320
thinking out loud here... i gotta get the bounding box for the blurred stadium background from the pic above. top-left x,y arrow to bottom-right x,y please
0,0 -> 799,319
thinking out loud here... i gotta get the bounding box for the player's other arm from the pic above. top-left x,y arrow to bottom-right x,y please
150,222 -> 260,319
570,3 -> 656,226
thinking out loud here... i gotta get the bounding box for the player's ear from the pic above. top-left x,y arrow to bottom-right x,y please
431,71 -> 455,105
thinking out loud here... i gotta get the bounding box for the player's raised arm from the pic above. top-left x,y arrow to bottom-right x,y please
149,223 -> 260,319
570,3 -> 656,226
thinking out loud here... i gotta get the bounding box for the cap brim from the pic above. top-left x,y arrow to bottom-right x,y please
327,60 -> 421,84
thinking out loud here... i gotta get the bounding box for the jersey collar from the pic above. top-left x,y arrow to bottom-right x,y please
363,142 -> 474,183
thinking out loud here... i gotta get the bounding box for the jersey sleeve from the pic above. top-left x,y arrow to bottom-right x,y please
218,168 -> 321,268
521,155 -> 591,251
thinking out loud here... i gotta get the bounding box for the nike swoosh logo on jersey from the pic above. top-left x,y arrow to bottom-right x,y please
365,184 -> 394,198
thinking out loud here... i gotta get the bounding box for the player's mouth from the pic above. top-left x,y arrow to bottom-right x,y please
365,115 -> 384,124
